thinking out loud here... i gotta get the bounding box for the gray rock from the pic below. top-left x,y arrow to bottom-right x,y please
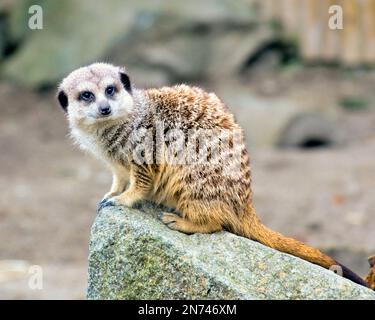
0,0 -> 19,60
87,202 -> 375,299
2,0 -> 138,87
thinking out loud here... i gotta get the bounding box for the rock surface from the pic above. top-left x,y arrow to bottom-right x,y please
87,202 -> 375,300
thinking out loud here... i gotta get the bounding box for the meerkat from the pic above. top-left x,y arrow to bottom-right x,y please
57,62 -> 370,288
365,256 -> 375,290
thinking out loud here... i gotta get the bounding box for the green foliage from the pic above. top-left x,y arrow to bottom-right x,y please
339,96 -> 369,111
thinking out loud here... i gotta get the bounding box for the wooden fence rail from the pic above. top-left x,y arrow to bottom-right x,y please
258,0 -> 375,65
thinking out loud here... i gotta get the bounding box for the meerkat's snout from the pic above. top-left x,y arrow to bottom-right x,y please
98,101 -> 112,117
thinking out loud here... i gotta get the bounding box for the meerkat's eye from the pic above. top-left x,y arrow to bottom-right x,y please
79,91 -> 95,102
105,85 -> 116,97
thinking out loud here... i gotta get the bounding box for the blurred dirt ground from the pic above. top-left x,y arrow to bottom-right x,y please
0,67 -> 375,299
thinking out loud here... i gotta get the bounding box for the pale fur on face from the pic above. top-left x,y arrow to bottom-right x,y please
58,62 -> 134,129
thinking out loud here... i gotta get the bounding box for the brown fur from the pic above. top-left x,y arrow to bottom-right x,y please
365,256 -> 375,290
58,63 -> 370,289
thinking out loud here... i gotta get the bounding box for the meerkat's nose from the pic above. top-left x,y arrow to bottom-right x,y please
98,103 -> 111,116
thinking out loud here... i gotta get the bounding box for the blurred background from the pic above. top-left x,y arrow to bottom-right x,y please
0,0 -> 375,299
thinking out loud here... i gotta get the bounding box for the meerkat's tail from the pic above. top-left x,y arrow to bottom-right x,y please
242,205 -> 369,288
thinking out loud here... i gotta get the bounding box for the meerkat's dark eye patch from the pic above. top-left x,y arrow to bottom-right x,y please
57,90 -> 68,112
119,72 -> 132,93
105,85 -> 117,97
79,91 -> 95,102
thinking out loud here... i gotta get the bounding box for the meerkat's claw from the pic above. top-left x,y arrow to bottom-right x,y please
97,198 -> 118,213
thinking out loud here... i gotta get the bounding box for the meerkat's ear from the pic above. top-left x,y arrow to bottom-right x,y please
57,90 -> 68,112
119,71 -> 132,93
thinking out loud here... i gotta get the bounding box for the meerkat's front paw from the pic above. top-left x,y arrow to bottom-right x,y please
102,191 -> 121,201
111,195 -> 135,207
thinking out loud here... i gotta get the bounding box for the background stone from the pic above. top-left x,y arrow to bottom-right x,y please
1,0 -> 262,88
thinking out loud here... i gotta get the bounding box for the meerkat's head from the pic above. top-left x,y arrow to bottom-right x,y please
57,63 -> 133,127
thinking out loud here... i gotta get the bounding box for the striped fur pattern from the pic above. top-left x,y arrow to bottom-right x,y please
58,63 -> 370,288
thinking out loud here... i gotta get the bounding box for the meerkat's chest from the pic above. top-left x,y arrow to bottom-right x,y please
71,128 -> 105,160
